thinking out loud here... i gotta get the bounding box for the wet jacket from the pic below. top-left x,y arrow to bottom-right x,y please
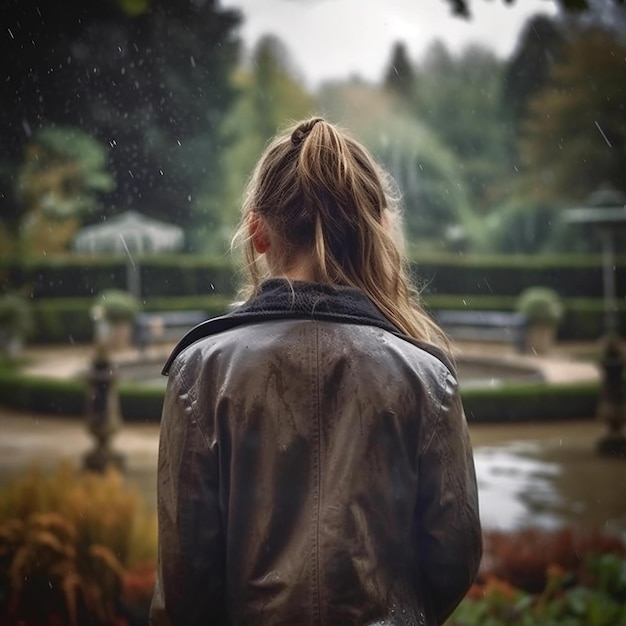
150,279 -> 482,626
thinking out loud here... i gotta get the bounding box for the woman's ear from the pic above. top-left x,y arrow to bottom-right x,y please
248,212 -> 271,254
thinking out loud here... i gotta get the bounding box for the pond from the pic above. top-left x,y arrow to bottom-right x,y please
116,354 -> 544,388
471,421 -> 626,539
0,413 -> 624,541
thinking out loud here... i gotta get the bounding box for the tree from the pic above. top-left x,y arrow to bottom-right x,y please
443,0 -> 624,18
383,41 -> 416,103
15,126 -> 115,255
0,0 -> 242,247
519,26 -> 626,202
502,15 -> 566,138
413,42 -> 511,213
318,81 -> 478,251
210,35 -> 316,252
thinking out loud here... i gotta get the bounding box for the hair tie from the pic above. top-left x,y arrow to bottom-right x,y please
291,117 -> 324,146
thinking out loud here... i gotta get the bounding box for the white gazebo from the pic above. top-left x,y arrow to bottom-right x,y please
73,210 -> 184,255
73,211 -> 185,298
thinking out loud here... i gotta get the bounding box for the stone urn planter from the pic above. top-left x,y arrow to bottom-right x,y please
516,287 -> 564,356
0,293 -> 33,358
92,289 -> 140,352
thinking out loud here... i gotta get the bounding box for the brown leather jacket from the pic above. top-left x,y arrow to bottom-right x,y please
150,280 -> 482,626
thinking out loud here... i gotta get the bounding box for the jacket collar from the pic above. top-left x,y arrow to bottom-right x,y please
162,279 -> 453,375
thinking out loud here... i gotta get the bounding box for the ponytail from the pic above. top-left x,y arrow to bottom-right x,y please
232,118 -> 450,352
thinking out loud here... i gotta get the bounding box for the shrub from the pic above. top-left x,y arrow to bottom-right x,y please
480,527 -> 626,593
94,289 -> 141,324
516,286 -> 564,326
449,528 -> 626,626
0,463 -> 156,625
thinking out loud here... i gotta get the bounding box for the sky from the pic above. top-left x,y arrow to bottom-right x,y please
220,0 -> 559,88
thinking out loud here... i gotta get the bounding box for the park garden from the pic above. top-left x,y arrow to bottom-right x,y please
1,0 -> 626,623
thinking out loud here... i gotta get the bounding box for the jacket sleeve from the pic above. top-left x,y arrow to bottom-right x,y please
415,369 -> 482,625
149,360 -> 227,626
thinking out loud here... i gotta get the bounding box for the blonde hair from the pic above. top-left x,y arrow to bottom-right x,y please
232,117 -> 449,351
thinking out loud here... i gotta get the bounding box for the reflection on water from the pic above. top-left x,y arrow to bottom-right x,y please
475,442 -> 562,530
472,423 -> 626,540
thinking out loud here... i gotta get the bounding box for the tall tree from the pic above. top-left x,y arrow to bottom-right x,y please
317,81 -> 478,251
443,0 -> 624,18
383,41 -> 416,103
413,42 -> 510,213
212,35 -> 315,253
519,26 -> 626,202
503,15 -> 566,139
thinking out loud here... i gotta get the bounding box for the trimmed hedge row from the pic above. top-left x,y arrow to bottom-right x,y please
25,293 -> 625,344
0,255 -> 237,299
0,368 -> 602,423
29,294 -> 233,344
413,253 -> 626,299
462,381 -> 600,423
3,253 -> 626,300
0,370 -> 163,423
425,294 -> 626,340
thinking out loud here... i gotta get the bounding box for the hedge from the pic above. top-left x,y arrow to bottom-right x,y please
462,380 -> 600,423
0,367 -> 602,423
16,293 -> 626,344
412,252 -> 626,299
3,252 -> 626,300
0,370 -> 163,423
424,294 -> 626,340
0,255 -> 237,299
28,294 -> 233,344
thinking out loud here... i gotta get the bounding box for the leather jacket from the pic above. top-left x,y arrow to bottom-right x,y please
150,279 -> 482,626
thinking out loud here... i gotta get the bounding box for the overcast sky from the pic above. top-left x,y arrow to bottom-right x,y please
220,0 -> 558,88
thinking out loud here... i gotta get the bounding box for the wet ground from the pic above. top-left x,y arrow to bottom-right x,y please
1,407 -> 625,538
470,421 -> 626,536
2,339 -> 623,537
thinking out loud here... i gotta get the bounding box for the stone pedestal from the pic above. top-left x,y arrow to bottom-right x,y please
83,350 -> 125,473
596,335 -> 626,458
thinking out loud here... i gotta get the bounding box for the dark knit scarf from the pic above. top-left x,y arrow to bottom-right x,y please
162,278 -> 452,375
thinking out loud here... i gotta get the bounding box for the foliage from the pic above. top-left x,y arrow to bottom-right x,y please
215,35 -> 316,252
502,14 -> 566,140
448,527 -> 626,626
519,26 -> 626,202
0,0 -> 242,247
516,287 -> 564,326
94,289 -> 141,324
0,463 -> 156,625
0,293 -> 33,344
13,126 -> 115,256
383,41 -> 416,102
461,380 -> 600,422
443,0 -> 625,18
412,41 -> 511,214
484,197 -> 564,254
369,115 -> 475,248
16,127 -> 114,221
318,80 -> 477,249
0,367 -> 168,421
10,293 -> 231,345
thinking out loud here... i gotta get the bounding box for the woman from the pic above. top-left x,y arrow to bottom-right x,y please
150,118 -> 482,626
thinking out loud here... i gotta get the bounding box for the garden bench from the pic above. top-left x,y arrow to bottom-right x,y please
433,310 -> 527,352
134,310 -> 207,349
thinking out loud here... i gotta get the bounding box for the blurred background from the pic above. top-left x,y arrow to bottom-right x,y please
1,2 -> 626,625
1,0 -> 625,261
